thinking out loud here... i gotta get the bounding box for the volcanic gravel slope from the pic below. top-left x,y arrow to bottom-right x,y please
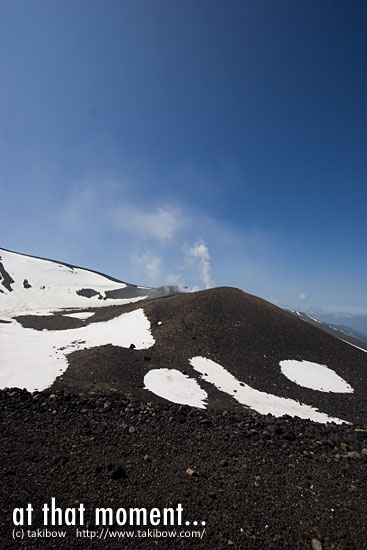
40,287 -> 367,425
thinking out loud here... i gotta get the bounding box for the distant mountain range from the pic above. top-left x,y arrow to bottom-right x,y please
1,247 -> 366,426
289,310 -> 367,351
290,309 -> 367,341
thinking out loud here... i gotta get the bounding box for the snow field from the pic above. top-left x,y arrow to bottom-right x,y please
0,309 -> 154,392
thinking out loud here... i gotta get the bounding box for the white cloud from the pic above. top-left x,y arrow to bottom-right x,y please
146,257 -> 161,282
57,176 -> 276,295
59,178 -> 188,244
57,178 -> 131,238
165,273 -> 182,285
132,252 -> 162,283
187,240 -> 215,289
298,292 -> 307,301
114,205 -> 185,242
58,185 -> 100,231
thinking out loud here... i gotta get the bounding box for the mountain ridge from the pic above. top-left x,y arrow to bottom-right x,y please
1,248 -> 366,425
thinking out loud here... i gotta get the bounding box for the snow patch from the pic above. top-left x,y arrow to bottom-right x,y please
63,312 -> 95,320
306,315 -> 322,324
144,369 -> 207,409
190,356 -> 348,424
280,360 -> 354,393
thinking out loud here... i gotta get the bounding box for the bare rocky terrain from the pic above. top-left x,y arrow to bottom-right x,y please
1,388 -> 367,549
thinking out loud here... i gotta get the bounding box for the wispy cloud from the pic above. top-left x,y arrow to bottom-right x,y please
132,252 -> 162,284
57,184 -> 100,232
114,204 -> 186,243
187,240 -> 215,289
165,273 -> 182,285
146,257 -> 161,282
298,292 -> 307,301
57,176 -> 277,292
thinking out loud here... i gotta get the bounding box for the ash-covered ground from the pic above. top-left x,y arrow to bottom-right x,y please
1,388 -> 367,549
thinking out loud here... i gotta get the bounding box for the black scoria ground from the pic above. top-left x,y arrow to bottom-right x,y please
1,388 -> 367,550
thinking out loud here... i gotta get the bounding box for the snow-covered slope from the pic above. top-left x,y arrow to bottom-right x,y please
1,308 -> 154,392
0,248 -> 175,315
0,248 -> 168,393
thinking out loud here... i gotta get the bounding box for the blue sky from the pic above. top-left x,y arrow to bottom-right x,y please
1,0 -> 366,314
